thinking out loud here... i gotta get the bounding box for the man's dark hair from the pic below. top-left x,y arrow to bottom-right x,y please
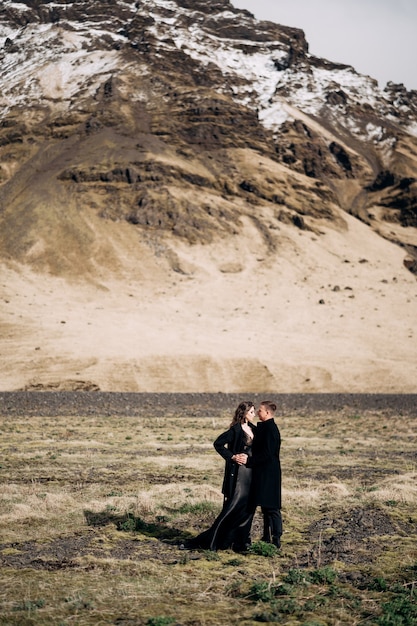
260,401 -> 277,413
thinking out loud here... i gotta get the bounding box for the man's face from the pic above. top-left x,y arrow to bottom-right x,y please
257,405 -> 269,422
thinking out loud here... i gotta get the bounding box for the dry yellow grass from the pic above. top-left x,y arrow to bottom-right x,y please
0,404 -> 416,625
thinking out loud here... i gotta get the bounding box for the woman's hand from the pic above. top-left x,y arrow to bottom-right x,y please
232,453 -> 248,465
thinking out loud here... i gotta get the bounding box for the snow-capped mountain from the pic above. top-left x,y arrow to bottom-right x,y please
2,0 -> 417,134
1,0 -> 416,267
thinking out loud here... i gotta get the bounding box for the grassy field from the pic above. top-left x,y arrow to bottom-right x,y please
0,402 -> 416,625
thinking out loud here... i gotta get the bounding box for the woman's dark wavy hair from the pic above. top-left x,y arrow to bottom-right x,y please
230,401 -> 254,427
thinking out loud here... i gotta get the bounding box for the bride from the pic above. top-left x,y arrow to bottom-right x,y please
184,401 -> 256,552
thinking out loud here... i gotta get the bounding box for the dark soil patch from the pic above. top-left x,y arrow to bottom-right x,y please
295,504 -> 414,570
309,466 -> 401,484
0,531 -> 190,571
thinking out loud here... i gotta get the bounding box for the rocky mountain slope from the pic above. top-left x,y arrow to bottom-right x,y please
0,0 -> 416,392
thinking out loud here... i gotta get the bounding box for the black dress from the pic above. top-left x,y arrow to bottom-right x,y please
186,422 -> 255,551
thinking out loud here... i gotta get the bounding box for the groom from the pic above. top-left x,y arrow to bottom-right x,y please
243,400 -> 282,548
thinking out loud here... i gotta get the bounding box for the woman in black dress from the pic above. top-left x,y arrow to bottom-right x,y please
185,401 -> 256,552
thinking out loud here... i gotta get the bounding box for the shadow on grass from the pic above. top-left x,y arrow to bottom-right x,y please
83,510 -> 192,544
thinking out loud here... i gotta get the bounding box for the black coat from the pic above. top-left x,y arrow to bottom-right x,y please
213,422 -> 256,500
247,418 -> 281,509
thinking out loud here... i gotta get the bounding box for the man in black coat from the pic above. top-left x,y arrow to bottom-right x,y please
244,400 -> 282,548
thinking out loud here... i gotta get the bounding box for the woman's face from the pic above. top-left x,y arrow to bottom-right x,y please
245,406 -> 256,422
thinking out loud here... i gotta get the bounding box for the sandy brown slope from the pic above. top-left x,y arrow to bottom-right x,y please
1,184 -> 416,392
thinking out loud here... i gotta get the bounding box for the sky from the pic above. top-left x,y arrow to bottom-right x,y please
232,0 -> 417,91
